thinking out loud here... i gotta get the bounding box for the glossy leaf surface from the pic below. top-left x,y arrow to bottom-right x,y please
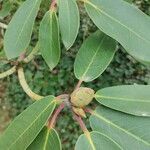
74,31 -> 116,82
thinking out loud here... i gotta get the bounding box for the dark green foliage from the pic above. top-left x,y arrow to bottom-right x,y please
0,0 -> 150,149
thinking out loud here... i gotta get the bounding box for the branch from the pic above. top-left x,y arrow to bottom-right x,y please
48,102 -> 65,129
50,0 -> 57,10
75,80 -> 83,90
0,66 -> 16,79
0,22 -> 8,29
74,114 -> 91,137
18,67 -> 44,100
84,108 -> 94,115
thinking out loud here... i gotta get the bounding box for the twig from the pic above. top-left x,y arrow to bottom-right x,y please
84,107 -> 94,115
75,80 -> 83,90
74,114 -> 89,134
18,67 -> 44,100
18,52 -> 26,62
74,114 -> 96,149
48,102 -> 65,129
0,22 -> 7,29
0,43 -> 39,80
0,66 -> 16,79
50,0 -> 57,10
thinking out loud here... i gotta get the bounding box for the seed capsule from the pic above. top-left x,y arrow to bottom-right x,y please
70,87 -> 95,108
73,107 -> 86,118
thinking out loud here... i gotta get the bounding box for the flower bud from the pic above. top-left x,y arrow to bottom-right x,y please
70,87 -> 95,108
73,107 -> 86,118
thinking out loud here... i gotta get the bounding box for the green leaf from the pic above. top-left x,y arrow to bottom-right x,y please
0,96 -> 56,150
58,0 -> 80,50
84,0 -> 150,64
75,131 -> 121,150
27,127 -> 61,150
124,0 -> 133,3
0,0 -> 12,19
4,0 -> 42,59
74,30 -> 116,82
90,106 -> 150,150
39,10 -> 60,70
95,85 -> 150,116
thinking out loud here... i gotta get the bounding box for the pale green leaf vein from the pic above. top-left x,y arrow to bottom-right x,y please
14,0 -> 39,49
81,36 -> 105,79
95,95 -> 150,102
93,112 -> 150,146
86,1 -> 150,45
7,100 -> 55,149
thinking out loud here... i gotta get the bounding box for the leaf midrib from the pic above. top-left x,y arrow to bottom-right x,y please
95,94 -> 150,103
14,0 -> 40,49
81,35 -> 105,79
43,129 -> 50,150
86,1 -> 150,45
93,112 -> 150,146
66,0 -> 71,46
85,133 -> 96,150
8,100 -> 55,149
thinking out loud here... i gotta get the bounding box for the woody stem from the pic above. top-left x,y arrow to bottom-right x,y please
74,114 -> 89,134
48,102 -> 65,129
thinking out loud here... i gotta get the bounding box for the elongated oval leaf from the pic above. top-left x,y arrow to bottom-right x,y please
90,106 -> 150,150
58,0 -> 80,50
95,85 -> 150,116
74,30 -> 116,82
27,127 -> 61,150
4,0 -> 42,59
39,10 -> 60,70
75,131 -> 121,150
84,0 -> 150,64
0,96 -> 56,150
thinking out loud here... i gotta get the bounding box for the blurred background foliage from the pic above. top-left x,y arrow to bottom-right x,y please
0,0 -> 150,149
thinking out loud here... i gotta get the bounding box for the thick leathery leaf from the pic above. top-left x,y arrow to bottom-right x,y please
27,127 -> 61,150
85,0 -> 150,64
58,0 -> 80,50
0,96 -> 56,150
75,131 -> 121,150
39,10 -> 60,70
95,85 -> 150,116
74,31 -> 116,82
90,106 -> 150,150
4,0 -> 42,59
